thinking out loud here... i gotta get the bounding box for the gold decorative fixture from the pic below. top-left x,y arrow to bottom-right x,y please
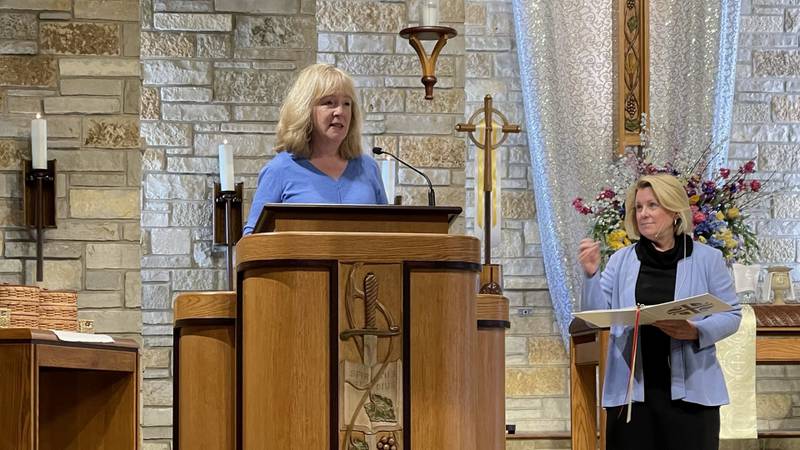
616,0 -> 649,155
399,26 -> 457,100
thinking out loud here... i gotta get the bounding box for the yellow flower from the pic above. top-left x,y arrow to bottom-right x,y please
698,236 -> 707,244
608,229 -> 628,242
715,211 -> 725,221
725,239 -> 738,249
726,207 -> 740,219
608,240 -> 625,251
689,194 -> 700,205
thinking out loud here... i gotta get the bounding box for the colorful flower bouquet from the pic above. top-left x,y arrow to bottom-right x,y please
572,149 -> 763,266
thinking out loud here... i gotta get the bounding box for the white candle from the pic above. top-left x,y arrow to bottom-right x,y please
31,113 -> 47,170
218,139 -> 234,191
379,157 -> 396,202
420,0 -> 439,26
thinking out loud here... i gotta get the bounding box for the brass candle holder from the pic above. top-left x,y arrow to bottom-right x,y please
399,26 -> 457,100
767,266 -> 794,304
23,160 -> 56,282
213,182 -> 243,291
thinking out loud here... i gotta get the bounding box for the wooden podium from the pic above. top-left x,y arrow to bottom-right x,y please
0,328 -> 139,450
174,205 -> 509,450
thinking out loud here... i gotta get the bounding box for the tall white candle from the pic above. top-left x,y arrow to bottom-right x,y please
31,113 -> 47,170
379,157 -> 396,202
420,0 -> 439,26
218,139 -> 234,191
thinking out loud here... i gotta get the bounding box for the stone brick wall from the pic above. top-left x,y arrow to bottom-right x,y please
0,2 -> 142,333
137,0 -> 315,447
316,0 -> 467,222
463,0 -> 570,443
733,0 -> 800,445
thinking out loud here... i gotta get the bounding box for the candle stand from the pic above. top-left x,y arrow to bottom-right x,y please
213,182 -> 243,291
23,160 -> 56,282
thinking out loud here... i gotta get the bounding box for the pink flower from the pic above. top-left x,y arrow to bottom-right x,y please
719,168 -> 730,179
750,180 -> 761,192
693,211 -> 707,225
743,160 -> 755,173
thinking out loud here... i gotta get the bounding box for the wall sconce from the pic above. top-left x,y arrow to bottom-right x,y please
23,159 -> 56,282
213,182 -> 242,291
24,113 -> 55,282
399,1 -> 457,100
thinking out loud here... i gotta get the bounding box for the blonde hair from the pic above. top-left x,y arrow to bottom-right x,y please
623,174 -> 693,239
274,64 -> 362,159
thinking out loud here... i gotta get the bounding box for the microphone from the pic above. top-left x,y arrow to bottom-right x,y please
372,147 -> 436,206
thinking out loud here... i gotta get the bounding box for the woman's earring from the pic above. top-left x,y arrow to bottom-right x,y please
673,217 -> 679,226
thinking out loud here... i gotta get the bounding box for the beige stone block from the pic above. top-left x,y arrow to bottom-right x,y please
196,33 -> 231,58
74,0 -> 139,21
153,13 -> 231,31
0,139 -> 27,170
0,13 -> 38,40
0,172 -> 21,197
45,221 -> 119,241
405,88 -> 464,114
60,79 -> 123,96
45,96 -> 120,114
235,15 -> 314,49
359,87 -> 404,113
398,136 -> 466,168
194,133 -> 274,157
528,336 -> 567,364
0,258 -> 21,272
758,393 -> 793,419
232,105 -> 280,121
141,87 -> 160,120
79,291 -> 123,308
124,80 -> 139,114
772,95 -> 800,122
140,122 -> 191,147
125,271 -> 141,307
140,31 -> 194,58
338,54 -> 455,77
59,58 -> 140,77
213,69 -> 293,104
386,114 -> 457,135
86,243 -> 141,269
70,173 -> 127,186
127,148 -> 141,187
216,0 -> 297,13
7,96 -> 42,114
23,259 -> 82,290
50,149 -> 125,171
161,103 -> 229,122
142,379 -> 172,406
144,173 -> 206,200
86,270 -> 124,290
150,228 -> 190,255
142,60 -> 210,85
506,367 -> 567,396
123,222 -> 140,241
40,22 -> 120,56
143,347 -> 171,368
0,0 -> 70,11
503,191 -> 535,219
759,144 -> 800,171
0,55 -> 57,87
123,23 -> 139,57
83,116 -> 140,148
142,407 -> 172,427
0,40 -> 37,55
465,4 -> 486,26
0,198 -> 22,226
4,237 -> 83,256
79,309 -> 141,333
70,189 -> 139,219
318,0 -> 404,33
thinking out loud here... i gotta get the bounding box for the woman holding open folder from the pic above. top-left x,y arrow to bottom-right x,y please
243,64 -> 388,235
578,174 -> 741,450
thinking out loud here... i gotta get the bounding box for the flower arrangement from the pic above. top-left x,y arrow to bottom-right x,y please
572,147 -> 764,266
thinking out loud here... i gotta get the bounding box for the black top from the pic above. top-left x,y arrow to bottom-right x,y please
634,234 -> 694,393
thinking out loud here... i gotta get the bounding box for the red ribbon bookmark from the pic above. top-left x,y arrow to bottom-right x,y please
623,304 -> 642,423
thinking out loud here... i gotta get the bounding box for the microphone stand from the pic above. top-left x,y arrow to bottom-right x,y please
372,147 -> 435,206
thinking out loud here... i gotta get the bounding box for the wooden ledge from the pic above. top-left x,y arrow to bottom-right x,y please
174,291 -> 237,322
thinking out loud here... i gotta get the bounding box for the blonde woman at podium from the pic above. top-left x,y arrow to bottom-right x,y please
243,64 -> 388,235
578,174 -> 741,450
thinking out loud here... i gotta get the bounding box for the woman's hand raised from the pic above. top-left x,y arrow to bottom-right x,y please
578,238 -> 601,277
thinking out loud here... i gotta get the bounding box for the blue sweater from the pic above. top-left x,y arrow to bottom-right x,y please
243,151 -> 388,235
581,240 -> 741,407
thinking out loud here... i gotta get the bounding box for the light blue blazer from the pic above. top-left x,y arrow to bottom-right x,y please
581,239 -> 741,407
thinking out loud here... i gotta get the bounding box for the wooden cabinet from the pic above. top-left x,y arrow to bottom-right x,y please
0,329 -> 139,450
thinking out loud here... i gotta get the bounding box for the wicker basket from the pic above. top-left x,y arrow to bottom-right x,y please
0,284 -> 41,316
38,289 -> 78,331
